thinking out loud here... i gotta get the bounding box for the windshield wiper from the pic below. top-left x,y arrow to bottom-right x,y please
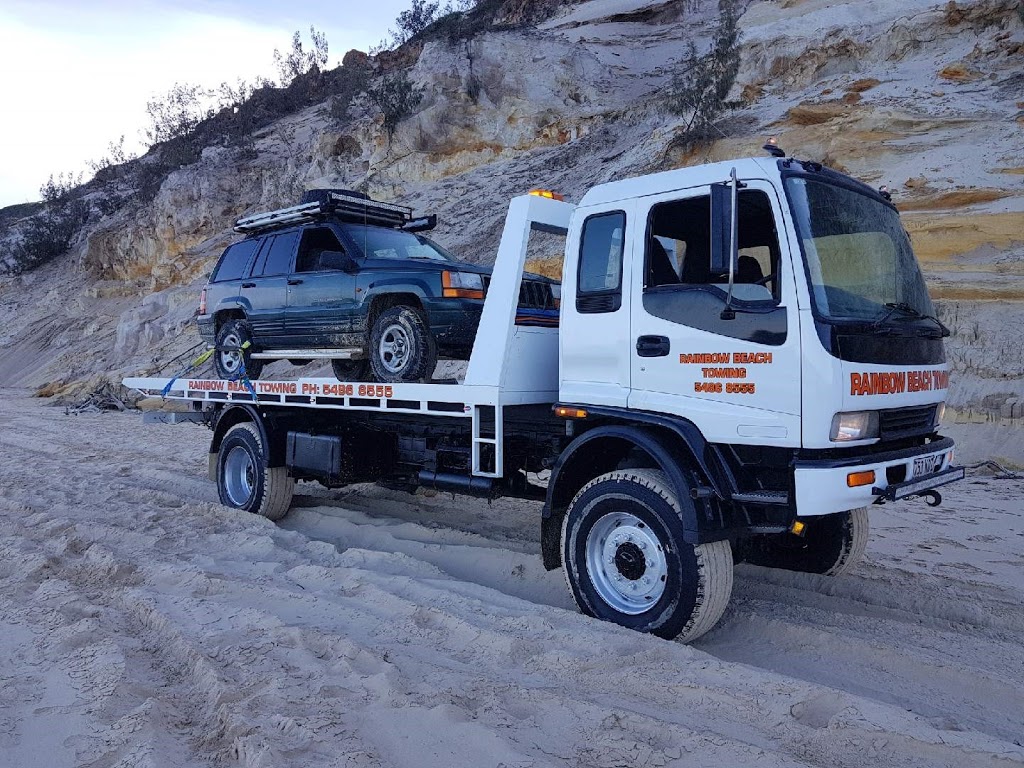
872,302 -> 950,337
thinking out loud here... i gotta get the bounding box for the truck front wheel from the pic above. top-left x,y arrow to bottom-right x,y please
561,469 -> 734,642
742,508 -> 869,576
217,423 -> 294,521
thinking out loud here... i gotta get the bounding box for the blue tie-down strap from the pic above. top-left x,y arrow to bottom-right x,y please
161,346 -> 217,398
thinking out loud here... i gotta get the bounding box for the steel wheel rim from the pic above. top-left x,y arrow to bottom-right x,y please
585,511 -> 668,614
223,445 -> 255,506
378,323 -> 412,373
219,331 -> 242,375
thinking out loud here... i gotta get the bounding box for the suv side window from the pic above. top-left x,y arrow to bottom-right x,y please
212,240 -> 258,282
576,211 -> 626,313
296,228 -> 346,272
253,231 -> 299,277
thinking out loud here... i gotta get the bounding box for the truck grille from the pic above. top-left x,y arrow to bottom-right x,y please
878,405 -> 937,441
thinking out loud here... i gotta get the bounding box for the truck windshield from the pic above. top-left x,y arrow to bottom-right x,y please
345,224 -> 453,262
785,177 -> 934,323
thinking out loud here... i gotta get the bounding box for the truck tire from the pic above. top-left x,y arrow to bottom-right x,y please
369,305 -> 437,383
215,319 -> 264,380
561,468 -> 734,642
331,358 -> 369,381
217,423 -> 293,521
743,508 -> 869,576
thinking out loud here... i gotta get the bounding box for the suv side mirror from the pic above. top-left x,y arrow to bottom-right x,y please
318,250 -> 352,271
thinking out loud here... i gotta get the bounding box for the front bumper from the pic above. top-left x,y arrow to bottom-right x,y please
423,298 -> 484,356
793,437 -> 960,516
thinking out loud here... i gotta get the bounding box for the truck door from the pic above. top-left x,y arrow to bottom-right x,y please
628,181 -> 802,444
559,201 -> 635,407
285,227 -> 358,346
242,230 -> 298,347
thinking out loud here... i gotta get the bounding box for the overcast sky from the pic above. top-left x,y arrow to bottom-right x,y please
0,0 -> 413,208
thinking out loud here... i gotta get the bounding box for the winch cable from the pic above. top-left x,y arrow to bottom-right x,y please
963,460 -> 1021,480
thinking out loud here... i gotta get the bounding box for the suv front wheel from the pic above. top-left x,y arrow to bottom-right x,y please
215,319 -> 264,380
369,306 -> 437,383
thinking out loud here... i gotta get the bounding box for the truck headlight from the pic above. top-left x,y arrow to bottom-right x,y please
934,402 -> 946,428
441,271 -> 484,299
551,283 -> 561,309
830,411 -> 879,442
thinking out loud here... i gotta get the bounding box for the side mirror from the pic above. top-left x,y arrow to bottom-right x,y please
318,250 -> 352,271
709,177 -> 737,277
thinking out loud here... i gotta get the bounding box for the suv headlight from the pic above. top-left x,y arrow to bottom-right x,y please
442,271 -> 484,299
830,411 -> 880,442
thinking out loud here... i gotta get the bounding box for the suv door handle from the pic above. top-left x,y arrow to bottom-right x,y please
241,282 -> 256,288
636,335 -> 670,357
287,278 -> 304,285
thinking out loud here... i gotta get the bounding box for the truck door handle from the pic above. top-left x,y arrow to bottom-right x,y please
241,282 -> 256,288
287,278 -> 304,285
636,335 -> 670,357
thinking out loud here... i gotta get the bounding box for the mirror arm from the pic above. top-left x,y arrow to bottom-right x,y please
721,168 -> 741,320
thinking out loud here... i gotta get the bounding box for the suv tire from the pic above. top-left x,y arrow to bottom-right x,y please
369,306 -> 437,383
215,319 -> 264,380
331,358 -> 369,381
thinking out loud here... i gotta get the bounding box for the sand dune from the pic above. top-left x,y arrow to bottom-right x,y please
1,391 -> 1021,767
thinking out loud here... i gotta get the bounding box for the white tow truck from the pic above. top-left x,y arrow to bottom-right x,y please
126,149 -> 964,642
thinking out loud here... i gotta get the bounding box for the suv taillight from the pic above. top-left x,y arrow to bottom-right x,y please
198,288 -> 207,315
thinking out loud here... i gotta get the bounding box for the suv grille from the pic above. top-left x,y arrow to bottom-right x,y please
879,405 -> 937,441
481,276 -> 557,310
519,279 -> 556,310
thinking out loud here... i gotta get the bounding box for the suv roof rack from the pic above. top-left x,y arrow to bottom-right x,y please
234,189 -> 431,234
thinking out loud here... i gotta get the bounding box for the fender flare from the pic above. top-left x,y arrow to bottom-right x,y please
209,404 -> 287,468
540,420 -> 729,570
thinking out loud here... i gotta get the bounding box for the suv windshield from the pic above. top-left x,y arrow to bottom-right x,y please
785,177 -> 934,324
345,224 -> 453,262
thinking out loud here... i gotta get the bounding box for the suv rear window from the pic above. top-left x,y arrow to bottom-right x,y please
212,240 -> 258,282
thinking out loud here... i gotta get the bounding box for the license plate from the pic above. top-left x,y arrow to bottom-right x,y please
912,453 -> 943,478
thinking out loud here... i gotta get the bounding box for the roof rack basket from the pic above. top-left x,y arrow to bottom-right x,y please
234,189 -> 418,234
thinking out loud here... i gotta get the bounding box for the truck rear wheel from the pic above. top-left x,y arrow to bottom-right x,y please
743,508 -> 869,576
369,306 -> 437,383
561,469 -> 733,642
217,423 -> 294,521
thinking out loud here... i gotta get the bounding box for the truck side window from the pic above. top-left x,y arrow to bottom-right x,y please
646,190 -> 781,303
296,228 -> 346,272
576,211 -> 626,313
211,240 -> 258,282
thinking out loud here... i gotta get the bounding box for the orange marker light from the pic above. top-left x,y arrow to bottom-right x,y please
847,470 -> 876,488
555,406 -> 588,419
529,189 -> 565,201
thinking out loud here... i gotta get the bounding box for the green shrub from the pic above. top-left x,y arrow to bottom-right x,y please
666,0 -> 741,146
367,72 -> 424,139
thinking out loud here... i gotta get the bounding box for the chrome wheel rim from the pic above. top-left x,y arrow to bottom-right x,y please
585,511 -> 668,614
223,445 -> 255,506
219,331 -> 242,375
378,323 -> 411,373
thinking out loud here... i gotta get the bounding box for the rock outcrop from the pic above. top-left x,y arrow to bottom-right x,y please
0,0 -> 1021,460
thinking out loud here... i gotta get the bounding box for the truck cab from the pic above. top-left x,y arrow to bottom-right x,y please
556,155 -> 959,521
